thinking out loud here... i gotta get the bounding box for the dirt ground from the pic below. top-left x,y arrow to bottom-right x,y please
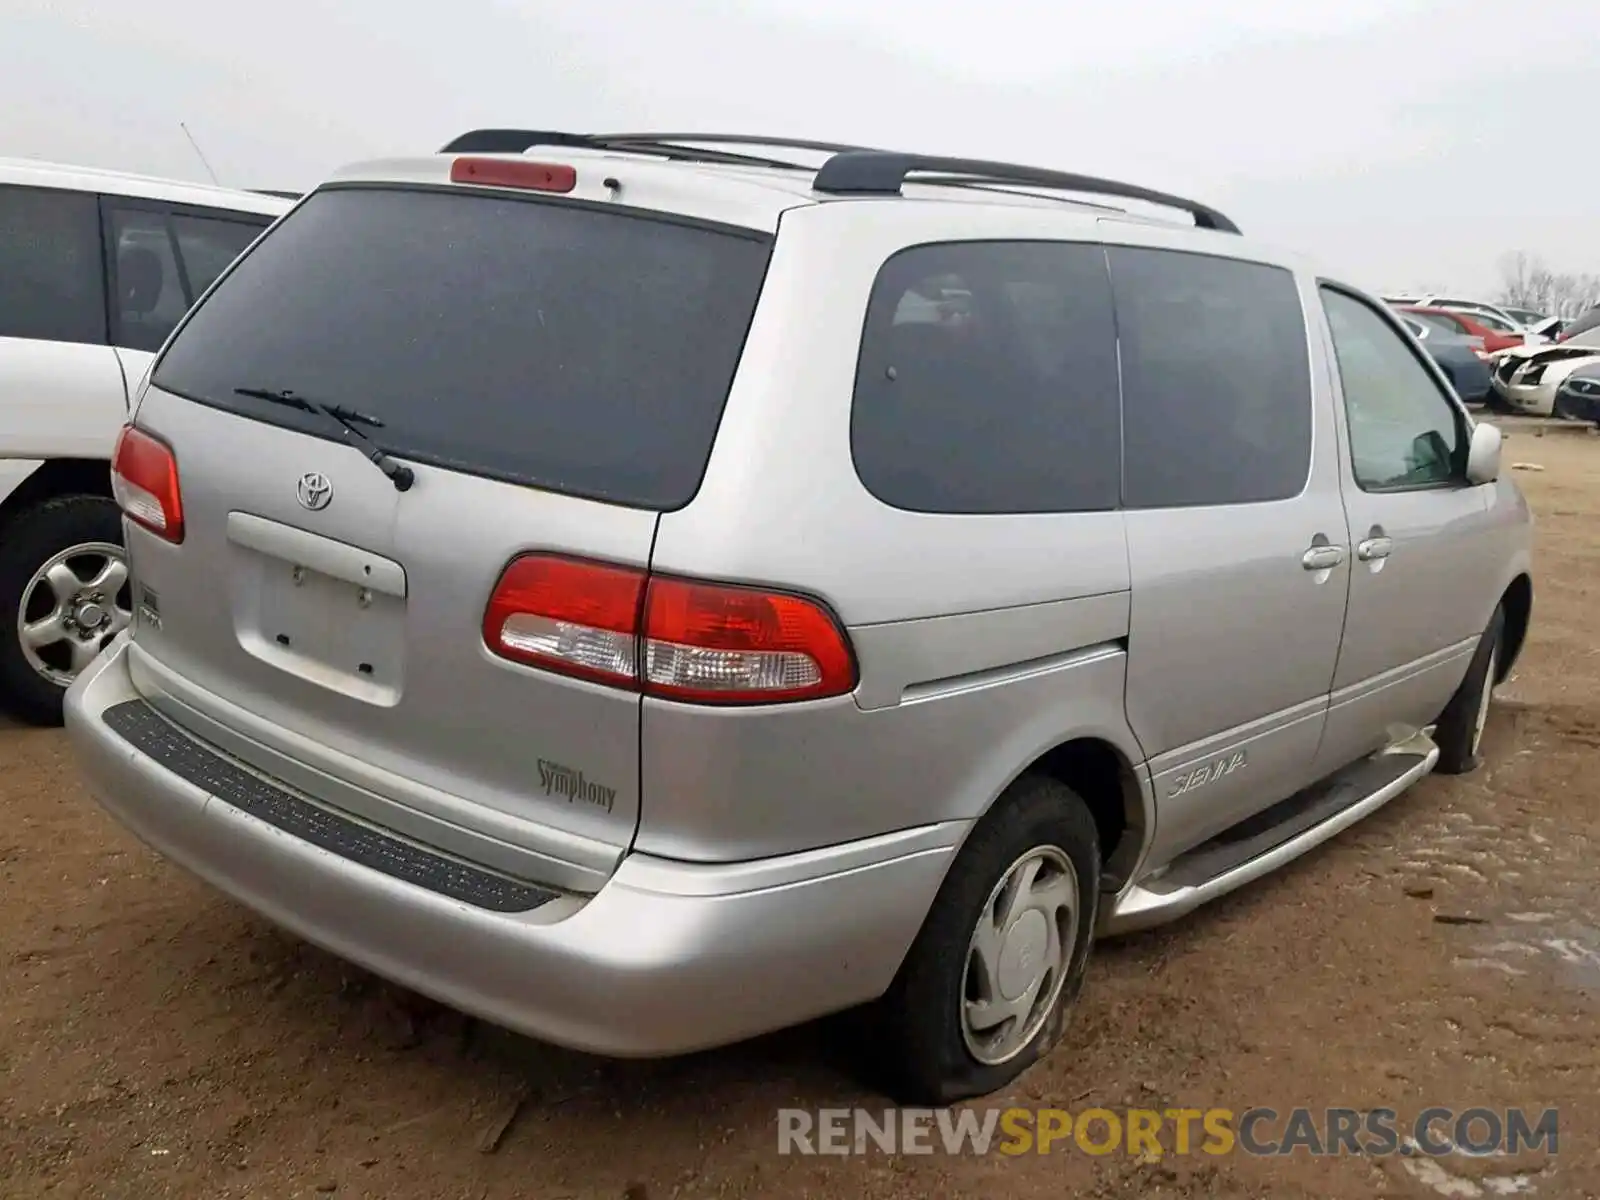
4,420 -> 1598,1200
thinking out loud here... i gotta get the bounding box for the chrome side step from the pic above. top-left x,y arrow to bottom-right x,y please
1100,734 -> 1439,937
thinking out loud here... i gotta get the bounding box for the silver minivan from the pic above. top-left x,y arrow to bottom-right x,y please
64,132 -> 1534,1104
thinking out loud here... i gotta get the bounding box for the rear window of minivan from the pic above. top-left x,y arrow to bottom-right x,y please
150,185 -> 773,510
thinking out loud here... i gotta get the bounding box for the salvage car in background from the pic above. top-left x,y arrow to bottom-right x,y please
1553,362 -> 1600,427
0,158 -> 292,724
1401,306 -> 1521,355
1399,315 -> 1493,405
1384,294 -> 1541,336
1489,318 -> 1600,417
1501,305 -> 1550,327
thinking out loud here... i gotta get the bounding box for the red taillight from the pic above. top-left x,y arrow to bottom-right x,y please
643,576 -> 856,703
110,424 -> 184,543
483,554 -> 857,705
482,555 -> 646,688
450,156 -> 577,193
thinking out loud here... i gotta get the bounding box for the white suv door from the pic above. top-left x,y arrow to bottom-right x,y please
0,185 -> 272,725
0,184 -> 128,465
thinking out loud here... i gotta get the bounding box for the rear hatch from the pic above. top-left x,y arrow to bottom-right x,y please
121,179 -> 772,886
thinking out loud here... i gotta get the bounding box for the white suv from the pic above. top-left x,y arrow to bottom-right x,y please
0,158 -> 292,724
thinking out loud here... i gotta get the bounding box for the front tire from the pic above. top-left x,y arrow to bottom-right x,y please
1433,605 -> 1504,776
870,774 -> 1100,1104
0,496 -> 131,727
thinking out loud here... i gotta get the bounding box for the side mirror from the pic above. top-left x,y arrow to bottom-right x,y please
1465,421 -> 1502,485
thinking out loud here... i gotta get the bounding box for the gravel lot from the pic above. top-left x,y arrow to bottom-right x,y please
4,420 -> 1598,1199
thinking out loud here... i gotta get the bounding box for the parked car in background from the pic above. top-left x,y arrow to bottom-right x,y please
1490,315 -> 1600,416
1553,362 -> 1600,427
1399,315 -> 1492,405
63,129 -> 1531,1105
1384,295 -> 1551,344
1501,306 -> 1549,327
1400,306 -> 1520,354
0,158 -> 292,724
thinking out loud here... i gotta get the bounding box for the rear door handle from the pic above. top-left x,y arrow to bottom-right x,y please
1357,536 -> 1393,561
1301,544 -> 1346,571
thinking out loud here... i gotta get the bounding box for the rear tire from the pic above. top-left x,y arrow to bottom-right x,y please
867,774 -> 1100,1105
0,496 -> 129,727
1433,605 -> 1504,776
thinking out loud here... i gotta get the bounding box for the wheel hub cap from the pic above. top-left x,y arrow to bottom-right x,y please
960,844 -> 1080,1067
997,910 -> 1049,1000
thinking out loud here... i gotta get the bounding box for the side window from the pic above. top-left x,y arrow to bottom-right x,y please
107,206 -> 191,353
170,214 -> 266,296
1320,287 -> 1466,491
0,184 -> 106,345
1409,312 -> 1465,336
1467,311 -> 1513,334
1111,247 -> 1313,508
851,240 -> 1121,514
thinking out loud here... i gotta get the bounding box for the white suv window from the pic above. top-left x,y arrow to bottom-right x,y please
171,214 -> 263,297
109,207 -> 191,353
105,204 -> 271,354
0,184 -> 106,345
1321,286 -> 1466,492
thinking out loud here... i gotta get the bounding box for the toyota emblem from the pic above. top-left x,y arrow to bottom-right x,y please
296,471 -> 333,512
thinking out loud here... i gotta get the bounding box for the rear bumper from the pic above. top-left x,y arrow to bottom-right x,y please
64,638 -> 959,1057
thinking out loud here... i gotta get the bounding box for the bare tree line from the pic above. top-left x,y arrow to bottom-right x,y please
1496,252 -> 1600,318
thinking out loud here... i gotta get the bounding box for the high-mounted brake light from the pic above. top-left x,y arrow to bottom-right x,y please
111,424 -> 184,544
450,156 -> 577,194
483,554 -> 857,705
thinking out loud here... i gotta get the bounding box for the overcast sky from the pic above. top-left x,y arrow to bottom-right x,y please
5,0 -> 1596,295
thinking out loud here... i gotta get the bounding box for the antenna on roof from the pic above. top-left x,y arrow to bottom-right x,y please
179,121 -> 221,187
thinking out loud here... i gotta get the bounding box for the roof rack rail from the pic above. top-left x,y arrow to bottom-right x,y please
440,129 -> 880,158
433,130 -> 1239,232
919,175 -> 1127,215
438,128 -> 825,171
811,151 -> 1240,234
595,132 -> 883,155
440,129 -> 602,154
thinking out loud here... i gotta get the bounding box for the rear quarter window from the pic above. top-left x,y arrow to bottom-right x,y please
850,240 -> 1122,515
150,186 -> 773,510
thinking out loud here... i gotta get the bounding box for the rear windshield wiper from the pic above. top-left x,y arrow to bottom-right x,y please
234,386 -> 415,492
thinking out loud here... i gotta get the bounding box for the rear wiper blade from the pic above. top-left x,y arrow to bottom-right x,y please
234,386 -> 414,492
